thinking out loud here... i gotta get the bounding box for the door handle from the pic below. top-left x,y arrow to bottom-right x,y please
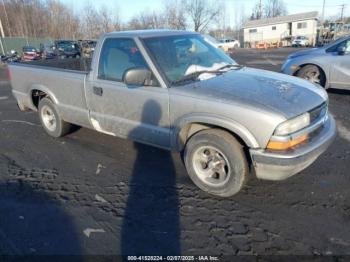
93,86 -> 103,96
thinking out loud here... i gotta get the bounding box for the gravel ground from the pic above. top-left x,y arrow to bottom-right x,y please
0,48 -> 350,259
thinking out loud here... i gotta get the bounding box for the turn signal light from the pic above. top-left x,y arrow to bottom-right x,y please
267,134 -> 308,151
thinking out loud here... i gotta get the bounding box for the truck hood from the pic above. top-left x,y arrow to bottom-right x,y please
172,67 -> 327,119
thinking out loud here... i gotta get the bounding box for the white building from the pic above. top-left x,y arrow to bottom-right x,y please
242,11 -> 318,47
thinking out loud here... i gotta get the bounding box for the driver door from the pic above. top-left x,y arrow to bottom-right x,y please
329,38 -> 350,89
85,37 -> 171,148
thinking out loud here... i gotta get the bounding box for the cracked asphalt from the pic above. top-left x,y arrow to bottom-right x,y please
0,48 -> 350,258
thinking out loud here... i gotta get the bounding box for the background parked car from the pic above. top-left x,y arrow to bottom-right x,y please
54,40 -> 81,59
21,46 -> 41,61
292,36 -> 310,47
282,35 -> 350,89
219,39 -> 240,50
0,50 -> 21,64
202,35 -> 238,53
39,43 -> 57,59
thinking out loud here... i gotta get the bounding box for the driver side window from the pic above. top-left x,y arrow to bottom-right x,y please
340,39 -> 350,52
327,39 -> 350,53
98,38 -> 149,82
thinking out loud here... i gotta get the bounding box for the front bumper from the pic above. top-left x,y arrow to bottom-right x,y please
250,114 -> 336,180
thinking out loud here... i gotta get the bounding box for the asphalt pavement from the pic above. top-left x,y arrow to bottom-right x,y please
0,48 -> 350,259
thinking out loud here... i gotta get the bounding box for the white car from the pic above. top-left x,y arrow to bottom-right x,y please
292,36 -> 310,47
203,35 -> 240,52
219,39 -> 240,50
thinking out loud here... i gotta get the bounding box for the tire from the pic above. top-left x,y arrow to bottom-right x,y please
38,97 -> 72,138
184,129 -> 248,197
297,65 -> 326,87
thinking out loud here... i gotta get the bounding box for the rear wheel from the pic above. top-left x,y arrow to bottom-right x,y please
38,98 -> 73,137
297,65 -> 326,87
184,129 -> 248,197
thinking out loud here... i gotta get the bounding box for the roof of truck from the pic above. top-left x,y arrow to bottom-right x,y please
105,29 -> 196,38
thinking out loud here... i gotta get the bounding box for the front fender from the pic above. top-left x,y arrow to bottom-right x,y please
172,113 -> 260,151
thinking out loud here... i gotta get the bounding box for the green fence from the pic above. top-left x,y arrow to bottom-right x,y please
0,37 -> 53,55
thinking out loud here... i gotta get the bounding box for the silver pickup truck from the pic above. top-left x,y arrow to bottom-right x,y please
9,30 -> 336,197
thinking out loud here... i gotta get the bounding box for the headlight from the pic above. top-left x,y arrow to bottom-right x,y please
266,113 -> 310,150
274,113 -> 310,136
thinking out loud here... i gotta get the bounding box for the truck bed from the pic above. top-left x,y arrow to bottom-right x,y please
17,58 -> 92,72
9,58 -> 92,129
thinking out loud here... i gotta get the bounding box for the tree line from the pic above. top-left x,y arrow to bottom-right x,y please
0,0 -> 290,40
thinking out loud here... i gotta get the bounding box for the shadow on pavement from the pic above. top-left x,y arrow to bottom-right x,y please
0,180 -> 81,256
121,100 -> 181,255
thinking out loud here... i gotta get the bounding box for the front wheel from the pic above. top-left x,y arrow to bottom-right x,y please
297,65 -> 326,87
38,98 -> 73,137
184,129 -> 248,197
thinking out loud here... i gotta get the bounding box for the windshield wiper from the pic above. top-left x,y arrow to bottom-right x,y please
216,64 -> 244,71
171,70 -> 224,85
171,64 -> 244,86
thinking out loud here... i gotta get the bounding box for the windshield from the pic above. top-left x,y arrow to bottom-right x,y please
23,47 -> 37,52
324,35 -> 350,49
143,34 -> 236,84
203,35 -> 220,45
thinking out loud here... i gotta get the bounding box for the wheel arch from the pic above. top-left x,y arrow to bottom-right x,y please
294,63 -> 328,87
173,115 -> 259,152
29,84 -> 59,110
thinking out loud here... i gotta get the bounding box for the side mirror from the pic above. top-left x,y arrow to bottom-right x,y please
123,67 -> 152,86
337,46 -> 346,55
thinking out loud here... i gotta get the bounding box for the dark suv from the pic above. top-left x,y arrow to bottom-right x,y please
54,40 -> 81,59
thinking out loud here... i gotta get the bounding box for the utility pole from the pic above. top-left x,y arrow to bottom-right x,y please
0,17 -> 5,55
1,0 -> 11,37
259,0 -> 262,19
340,4 -> 346,22
321,0 -> 326,25
0,17 -> 5,38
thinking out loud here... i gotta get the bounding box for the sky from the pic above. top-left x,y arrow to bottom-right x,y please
59,0 -> 349,27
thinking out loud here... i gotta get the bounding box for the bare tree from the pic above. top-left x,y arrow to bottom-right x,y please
234,4 -> 247,30
264,0 -> 287,18
0,0 -> 80,39
250,2 -> 262,20
99,5 -> 113,33
47,0 -> 80,39
81,2 -> 103,39
127,10 -> 165,30
163,0 -> 186,30
185,0 -> 222,32
112,11 -> 122,31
